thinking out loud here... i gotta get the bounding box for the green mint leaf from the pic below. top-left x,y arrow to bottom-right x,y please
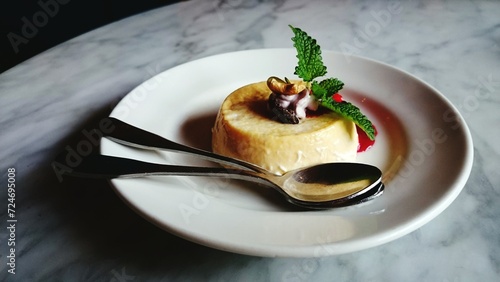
319,96 -> 376,140
311,78 -> 344,99
287,25 -> 376,140
289,25 -> 327,82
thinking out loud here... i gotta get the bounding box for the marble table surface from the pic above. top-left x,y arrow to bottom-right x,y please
1,0 -> 499,281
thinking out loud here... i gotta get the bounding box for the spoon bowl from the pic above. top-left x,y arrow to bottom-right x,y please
284,162 -> 382,202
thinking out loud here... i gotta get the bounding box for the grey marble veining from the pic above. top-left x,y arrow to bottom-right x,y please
1,0 -> 499,281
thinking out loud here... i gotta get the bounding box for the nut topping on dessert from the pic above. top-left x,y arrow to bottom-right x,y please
267,76 -> 307,96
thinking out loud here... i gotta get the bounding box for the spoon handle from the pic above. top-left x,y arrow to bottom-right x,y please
57,154 -> 271,184
103,117 -> 266,173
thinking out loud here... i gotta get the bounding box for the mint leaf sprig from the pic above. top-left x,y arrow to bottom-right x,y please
289,25 -> 375,140
289,25 -> 327,82
312,80 -> 375,140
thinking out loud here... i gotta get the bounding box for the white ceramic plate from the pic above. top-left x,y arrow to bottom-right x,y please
102,49 -> 473,257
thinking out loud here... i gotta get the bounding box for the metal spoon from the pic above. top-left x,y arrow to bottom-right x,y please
66,117 -> 384,209
105,117 -> 383,207
61,154 -> 384,209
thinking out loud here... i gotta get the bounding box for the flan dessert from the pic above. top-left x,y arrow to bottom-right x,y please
212,81 -> 358,174
212,25 -> 375,175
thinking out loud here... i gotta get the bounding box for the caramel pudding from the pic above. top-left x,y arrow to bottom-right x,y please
212,81 -> 358,175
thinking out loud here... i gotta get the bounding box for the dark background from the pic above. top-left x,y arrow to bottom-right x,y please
0,0 -> 182,74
